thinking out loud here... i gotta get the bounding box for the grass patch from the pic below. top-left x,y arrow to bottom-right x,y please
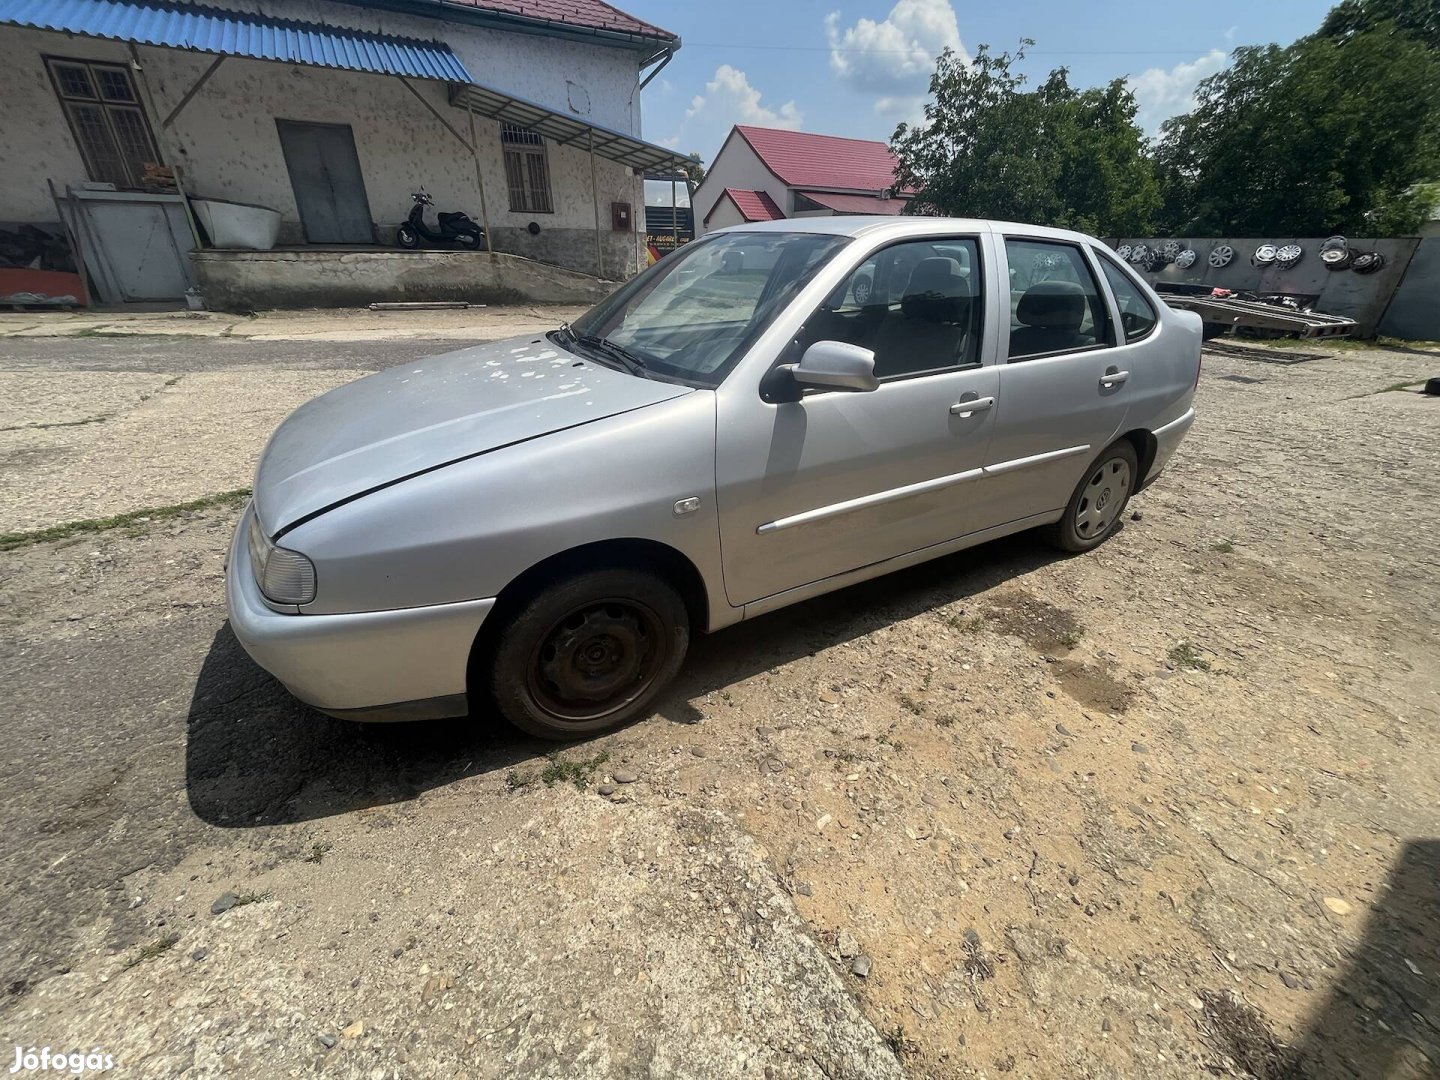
233,890 -> 272,907
1059,628 -> 1084,649
508,751 -> 611,792
1210,539 -> 1235,554
943,612 -> 986,632
0,489 -> 250,552
123,933 -> 179,970
0,413 -> 111,433
303,842 -> 332,864
1168,641 -> 1211,671
540,751 -> 610,790
882,1023 -> 917,1057
896,692 -> 924,717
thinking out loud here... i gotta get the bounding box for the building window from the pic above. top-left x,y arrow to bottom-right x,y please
501,123 -> 554,214
46,57 -> 162,189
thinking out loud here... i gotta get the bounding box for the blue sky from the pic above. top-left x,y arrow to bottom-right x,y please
623,0 -> 1335,166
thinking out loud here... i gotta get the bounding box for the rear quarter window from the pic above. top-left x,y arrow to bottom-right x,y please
1097,255 -> 1159,342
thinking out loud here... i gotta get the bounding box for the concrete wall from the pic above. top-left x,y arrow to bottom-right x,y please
0,1 -> 649,277
1113,237 -> 1421,337
692,133 -> 789,233
1379,237 -> 1440,342
191,248 -> 614,310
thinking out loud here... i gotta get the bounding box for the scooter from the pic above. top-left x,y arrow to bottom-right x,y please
395,190 -> 484,249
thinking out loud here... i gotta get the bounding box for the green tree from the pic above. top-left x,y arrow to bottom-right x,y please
680,153 -> 706,188
1154,29 -> 1440,234
1319,0 -> 1440,50
892,43 -> 1159,235
1038,70 -> 1162,236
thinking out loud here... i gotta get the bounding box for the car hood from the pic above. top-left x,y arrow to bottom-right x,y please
253,334 -> 693,535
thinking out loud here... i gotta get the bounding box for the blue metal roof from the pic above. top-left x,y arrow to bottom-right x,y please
0,0 -> 474,81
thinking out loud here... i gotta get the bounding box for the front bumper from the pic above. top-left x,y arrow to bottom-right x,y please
225,502 -> 495,720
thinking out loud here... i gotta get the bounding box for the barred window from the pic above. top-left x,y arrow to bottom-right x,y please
46,57 -> 162,189
501,123 -> 554,214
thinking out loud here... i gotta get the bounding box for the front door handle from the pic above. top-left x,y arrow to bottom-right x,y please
950,396 -> 995,416
1100,368 -> 1130,388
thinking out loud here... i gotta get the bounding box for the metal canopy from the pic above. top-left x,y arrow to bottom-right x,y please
0,0 -> 473,81
449,81 -> 688,172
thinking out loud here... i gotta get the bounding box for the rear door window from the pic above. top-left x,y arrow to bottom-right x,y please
1004,239 -> 1112,361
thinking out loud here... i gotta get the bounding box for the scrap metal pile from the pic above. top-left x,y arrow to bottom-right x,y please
1114,237 -> 1363,339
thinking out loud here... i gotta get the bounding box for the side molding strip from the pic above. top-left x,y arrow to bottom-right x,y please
982,443 -> 1091,477
756,467 -> 984,535
755,444 -> 1093,536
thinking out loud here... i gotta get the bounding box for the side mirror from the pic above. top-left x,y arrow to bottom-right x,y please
791,341 -> 879,393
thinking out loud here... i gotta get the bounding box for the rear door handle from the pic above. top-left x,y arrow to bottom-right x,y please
950,396 -> 995,416
1100,369 -> 1130,388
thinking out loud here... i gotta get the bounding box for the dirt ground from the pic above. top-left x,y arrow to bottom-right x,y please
1,327 -> 1437,1079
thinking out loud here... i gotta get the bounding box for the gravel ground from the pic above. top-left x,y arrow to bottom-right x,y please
1,333 -> 1437,1079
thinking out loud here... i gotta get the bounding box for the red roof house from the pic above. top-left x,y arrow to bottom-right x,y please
435,0 -> 676,45
694,124 -> 910,232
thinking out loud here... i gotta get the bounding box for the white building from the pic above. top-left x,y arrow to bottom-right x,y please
0,0 -> 686,308
693,125 -> 911,234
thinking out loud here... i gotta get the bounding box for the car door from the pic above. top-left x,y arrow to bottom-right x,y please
715,234 -> 1002,608
984,235 -> 1132,524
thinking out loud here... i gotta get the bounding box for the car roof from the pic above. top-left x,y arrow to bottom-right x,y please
713,216 -> 1101,245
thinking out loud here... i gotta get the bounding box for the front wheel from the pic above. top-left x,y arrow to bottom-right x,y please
1045,440 -> 1138,553
488,568 -> 689,740
396,224 -> 421,249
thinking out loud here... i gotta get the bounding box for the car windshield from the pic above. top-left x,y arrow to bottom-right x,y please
567,231 -> 851,387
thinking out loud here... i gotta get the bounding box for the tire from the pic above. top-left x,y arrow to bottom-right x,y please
456,230 -> 481,249
396,224 -> 421,249
1045,440 -> 1139,553
488,567 -> 689,740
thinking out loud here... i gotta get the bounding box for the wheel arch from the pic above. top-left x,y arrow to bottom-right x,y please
465,537 -> 710,690
1120,428 -> 1159,489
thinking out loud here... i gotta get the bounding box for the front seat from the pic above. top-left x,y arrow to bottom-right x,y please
871,257 -> 974,377
1009,280 -> 1093,357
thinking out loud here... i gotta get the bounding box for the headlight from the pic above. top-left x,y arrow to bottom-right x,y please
248,513 -> 316,605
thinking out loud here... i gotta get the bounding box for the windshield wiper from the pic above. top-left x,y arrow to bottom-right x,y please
576,333 -> 650,378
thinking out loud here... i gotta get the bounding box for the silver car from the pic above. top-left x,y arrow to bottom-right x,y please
228,218 -> 1199,739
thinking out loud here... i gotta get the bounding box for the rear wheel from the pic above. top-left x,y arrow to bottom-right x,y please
456,230 -> 481,249
1046,440 -> 1138,553
488,568 -> 689,740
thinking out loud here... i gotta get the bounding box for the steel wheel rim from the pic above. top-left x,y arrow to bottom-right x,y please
526,597 -> 668,724
1074,457 -> 1131,541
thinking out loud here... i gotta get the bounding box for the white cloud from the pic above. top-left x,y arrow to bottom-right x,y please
1128,49 -> 1229,136
825,0 -> 965,100
666,64 -> 803,160
685,64 -> 803,130
874,94 -> 928,130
